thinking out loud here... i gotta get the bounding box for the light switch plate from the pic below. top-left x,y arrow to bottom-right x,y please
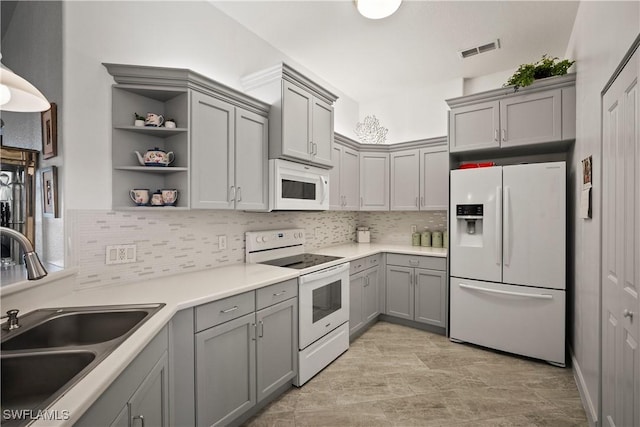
218,235 -> 227,250
105,244 -> 137,265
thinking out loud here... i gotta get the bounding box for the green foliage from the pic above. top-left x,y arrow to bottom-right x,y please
505,55 -> 575,91
134,112 -> 145,121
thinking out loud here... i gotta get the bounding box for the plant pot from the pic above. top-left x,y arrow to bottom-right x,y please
134,120 -> 144,127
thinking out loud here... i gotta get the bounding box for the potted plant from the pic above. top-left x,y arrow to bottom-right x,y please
133,113 -> 145,127
505,55 -> 575,91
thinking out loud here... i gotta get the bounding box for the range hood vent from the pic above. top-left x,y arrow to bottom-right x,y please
459,39 -> 501,59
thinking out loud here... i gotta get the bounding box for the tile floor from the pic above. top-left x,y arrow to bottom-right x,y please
244,321 -> 588,426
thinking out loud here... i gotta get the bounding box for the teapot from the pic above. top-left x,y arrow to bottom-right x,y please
134,148 -> 175,167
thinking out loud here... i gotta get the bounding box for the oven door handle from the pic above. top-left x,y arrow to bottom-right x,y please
299,263 -> 349,284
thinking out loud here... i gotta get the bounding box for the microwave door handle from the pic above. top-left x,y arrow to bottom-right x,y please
321,176 -> 329,203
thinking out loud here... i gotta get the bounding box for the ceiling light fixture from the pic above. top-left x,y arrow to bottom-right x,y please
355,0 -> 402,20
0,54 -> 50,112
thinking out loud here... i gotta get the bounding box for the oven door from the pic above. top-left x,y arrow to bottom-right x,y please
298,263 -> 349,349
270,159 -> 329,210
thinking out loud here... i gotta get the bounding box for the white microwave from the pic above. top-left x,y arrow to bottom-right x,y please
269,159 -> 329,210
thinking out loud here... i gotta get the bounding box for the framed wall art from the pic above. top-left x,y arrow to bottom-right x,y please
41,103 -> 57,159
41,166 -> 58,217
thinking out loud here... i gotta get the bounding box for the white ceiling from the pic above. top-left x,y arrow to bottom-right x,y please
211,0 -> 580,103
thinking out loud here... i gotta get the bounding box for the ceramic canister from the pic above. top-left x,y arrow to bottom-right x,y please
432,231 -> 443,248
412,232 -> 421,246
421,229 -> 432,247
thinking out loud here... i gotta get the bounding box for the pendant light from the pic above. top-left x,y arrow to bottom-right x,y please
355,0 -> 402,19
0,54 -> 50,112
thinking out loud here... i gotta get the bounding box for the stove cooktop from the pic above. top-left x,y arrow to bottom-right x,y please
260,253 -> 343,270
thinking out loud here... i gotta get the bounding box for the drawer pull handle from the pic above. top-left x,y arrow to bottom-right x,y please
220,305 -> 239,314
409,260 -> 420,266
459,283 -> 553,300
273,290 -> 287,297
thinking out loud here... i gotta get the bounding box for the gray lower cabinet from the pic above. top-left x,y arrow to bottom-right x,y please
196,312 -> 257,427
195,283 -> 297,427
76,327 -> 169,427
349,266 -> 380,336
385,254 -> 447,329
349,255 -> 381,337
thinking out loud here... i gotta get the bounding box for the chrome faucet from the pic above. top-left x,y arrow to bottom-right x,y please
1,309 -> 20,330
0,226 -> 47,280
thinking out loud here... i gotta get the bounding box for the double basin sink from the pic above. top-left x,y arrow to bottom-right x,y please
1,304 -> 164,425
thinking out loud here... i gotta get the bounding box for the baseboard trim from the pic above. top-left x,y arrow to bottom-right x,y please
570,348 -> 598,427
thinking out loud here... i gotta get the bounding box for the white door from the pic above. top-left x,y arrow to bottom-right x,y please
502,162 -> 566,290
602,45 -> 640,427
450,166 -> 502,283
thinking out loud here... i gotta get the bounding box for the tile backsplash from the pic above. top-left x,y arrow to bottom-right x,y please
68,209 -> 446,289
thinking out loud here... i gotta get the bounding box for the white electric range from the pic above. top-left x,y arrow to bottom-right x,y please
245,228 -> 350,386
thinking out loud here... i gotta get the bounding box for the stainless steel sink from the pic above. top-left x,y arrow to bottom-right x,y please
2,310 -> 149,350
0,304 -> 164,426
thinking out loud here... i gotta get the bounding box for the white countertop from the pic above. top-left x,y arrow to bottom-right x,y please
21,243 -> 446,426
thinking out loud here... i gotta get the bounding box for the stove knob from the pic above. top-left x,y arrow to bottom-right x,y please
263,235 -> 270,243
256,236 -> 263,243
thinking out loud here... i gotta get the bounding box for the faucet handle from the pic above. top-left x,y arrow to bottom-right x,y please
1,309 -> 20,330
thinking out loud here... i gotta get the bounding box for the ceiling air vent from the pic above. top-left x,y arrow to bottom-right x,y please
459,39 -> 501,59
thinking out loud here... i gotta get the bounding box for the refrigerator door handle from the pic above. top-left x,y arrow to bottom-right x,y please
459,283 -> 553,300
496,186 -> 502,266
503,186 -> 510,267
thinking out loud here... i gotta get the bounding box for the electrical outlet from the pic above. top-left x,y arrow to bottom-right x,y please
218,235 -> 227,250
411,225 -> 417,233
105,244 -> 137,265
314,227 -> 320,238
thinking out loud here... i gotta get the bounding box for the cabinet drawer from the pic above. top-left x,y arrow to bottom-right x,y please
386,253 -> 446,271
195,292 -> 255,332
256,279 -> 298,310
349,255 -> 380,276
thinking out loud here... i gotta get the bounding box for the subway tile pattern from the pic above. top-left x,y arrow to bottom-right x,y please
69,209 -> 447,289
358,211 -> 447,245
69,209 -> 358,289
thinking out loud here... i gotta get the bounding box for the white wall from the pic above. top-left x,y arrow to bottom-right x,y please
62,1 -> 360,210
565,2 -> 639,425
359,78 -> 463,143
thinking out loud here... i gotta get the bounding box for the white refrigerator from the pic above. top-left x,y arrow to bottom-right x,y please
449,162 -> 566,366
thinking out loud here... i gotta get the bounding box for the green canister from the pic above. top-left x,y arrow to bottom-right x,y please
412,231 -> 421,246
421,228 -> 431,247
432,231 -> 443,248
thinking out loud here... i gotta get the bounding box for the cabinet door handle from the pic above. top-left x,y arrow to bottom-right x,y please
251,323 -> 257,341
415,197 -> 418,207
220,305 -> 239,314
409,259 -> 420,266
229,186 -> 236,202
494,129 -> 499,142
236,187 -> 242,202
364,276 -> 369,287
360,197 -> 363,207
501,129 -> 506,142
258,320 -> 264,338
420,196 -> 424,207
133,415 -> 145,427
314,142 -> 318,155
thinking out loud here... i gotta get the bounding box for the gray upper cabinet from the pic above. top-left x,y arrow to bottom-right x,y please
360,151 -> 390,211
391,143 -> 449,212
330,141 -> 360,210
191,92 -> 235,209
104,63 -> 269,211
191,92 -> 269,210
419,146 -> 448,210
390,149 -> 420,211
242,63 -> 338,169
447,74 -> 576,153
